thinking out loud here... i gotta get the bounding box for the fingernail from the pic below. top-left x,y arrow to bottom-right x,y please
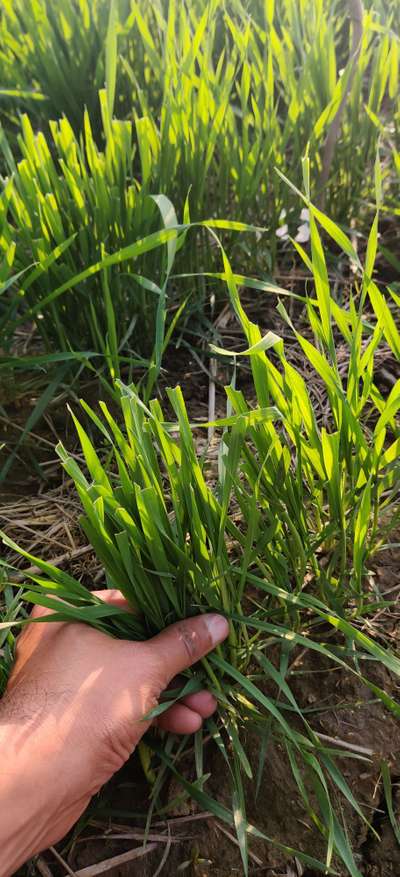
204,614 -> 230,646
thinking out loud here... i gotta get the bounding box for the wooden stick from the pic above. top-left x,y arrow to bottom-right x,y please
316,731 -> 374,757
75,832 -> 183,844
73,843 -> 159,876
318,0 -> 364,208
49,847 -> 77,876
8,544 -> 92,583
35,857 -> 54,877
208,290 -> 217,443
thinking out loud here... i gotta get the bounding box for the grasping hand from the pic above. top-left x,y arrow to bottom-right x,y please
0,590 -> 229,876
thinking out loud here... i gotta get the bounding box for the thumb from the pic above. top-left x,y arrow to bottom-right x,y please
144,614 -> 229,685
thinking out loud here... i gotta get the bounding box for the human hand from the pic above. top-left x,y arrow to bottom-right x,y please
0,590 -> 229,876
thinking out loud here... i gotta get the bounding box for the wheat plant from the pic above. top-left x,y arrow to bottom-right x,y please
2,182 -> 400,874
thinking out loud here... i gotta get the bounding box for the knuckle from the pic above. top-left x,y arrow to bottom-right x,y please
98,721 -> 134,774
176,621 -> 203,662
30,605 -> 45,619
76,713 -> 137,790
139,643 -> 169,690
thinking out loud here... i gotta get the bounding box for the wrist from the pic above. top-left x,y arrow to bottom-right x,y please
0,681 -> 96,876
0,685 -> 69,877
0,722 -> 49,876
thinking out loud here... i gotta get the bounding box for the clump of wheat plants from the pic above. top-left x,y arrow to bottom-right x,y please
1,0 -> 398,233
1,0 -> 399,869
0,0 -> 122,136
0,99 -> 181,374
3,183 -> 400,874
0,99 -> 259,401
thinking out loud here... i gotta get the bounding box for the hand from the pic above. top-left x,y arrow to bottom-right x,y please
0,590 -> 229,877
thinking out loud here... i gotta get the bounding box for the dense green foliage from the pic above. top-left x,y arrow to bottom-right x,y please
3,187 -> 400,873
0,102 -> 181,366
1,0 -> 399,222
0,0 -> 399,872
0,0 -> 398,369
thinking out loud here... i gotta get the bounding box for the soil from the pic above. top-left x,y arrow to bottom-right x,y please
3,284 -> 400,877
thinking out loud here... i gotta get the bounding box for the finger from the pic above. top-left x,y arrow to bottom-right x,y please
29,589 -> 131,621
164,678 -> 217,717
30,604 -> 52,620
181,691 -> 217,718
165,680 -> 217,718
145,614 -> 229,686
92,589 -> 132,610
155,703 -> 203,734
